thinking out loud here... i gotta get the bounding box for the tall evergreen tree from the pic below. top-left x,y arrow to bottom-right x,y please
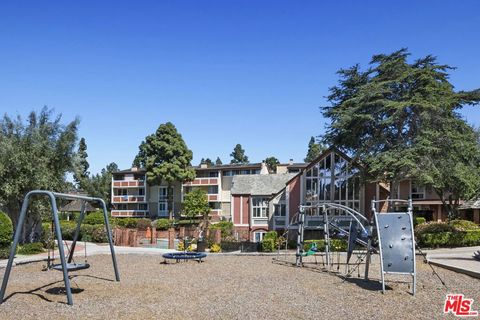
215,157 -> 223,166
204,158 -> 213,167
73,137 -> 90,189
230,144 -> 249,164
322,49 -> 480,214
133,122 -> 196,219
304,137 -> 322,162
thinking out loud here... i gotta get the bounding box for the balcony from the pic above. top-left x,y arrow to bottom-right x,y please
183,178 -> 218,186
112,180 -> 145,188
112,195 -> 146,203
111,210 -> 148,218
207,194 -> 219,201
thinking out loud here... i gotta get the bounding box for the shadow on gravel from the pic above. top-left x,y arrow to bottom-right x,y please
3,280 -> 66,304
45,287 -> 84,295
342,277 -> 390,291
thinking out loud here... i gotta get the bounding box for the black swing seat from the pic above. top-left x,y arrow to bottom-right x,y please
51,263 -> 90,272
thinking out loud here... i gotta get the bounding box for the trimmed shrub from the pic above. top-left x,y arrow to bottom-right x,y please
417,230 -> 480,248
83,211 -> 109,225
81,225 -> 108,243
261,238 -> 275,252
209,221 -> 234,238
449,220 -> 479,231
18,242 -> 44,255
415,222 -> 456,235
414,217 -> 426,226
115,218 -> 138,229
136,218 -> 152,231
154,219 -> 172,230
0,211 -> 13,248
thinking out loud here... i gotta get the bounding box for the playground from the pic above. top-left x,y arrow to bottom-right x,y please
0,254 -> 478,319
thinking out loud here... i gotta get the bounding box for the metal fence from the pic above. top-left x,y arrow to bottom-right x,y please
220,241 -> 261,252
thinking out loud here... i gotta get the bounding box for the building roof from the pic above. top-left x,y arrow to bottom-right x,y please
231,173 -> 297,196
193,163 -> 263,171
114,168 -> 147,174
459,197 -> 480,210
59,199 -> 97,212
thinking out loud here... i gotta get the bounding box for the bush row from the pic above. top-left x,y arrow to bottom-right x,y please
0,211 -> 13,259
41,222 -> 109,245
416,230 -> 480,248
304,239 -> 348,252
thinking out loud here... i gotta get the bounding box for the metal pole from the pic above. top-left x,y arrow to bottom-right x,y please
364,199 -> 376,280
323,208 -> 330,268
100,199 -> 120,281
49,192 -> 74,305
68,201 -> 87,263
296,207 -> 305,267
0,192 -> 31,304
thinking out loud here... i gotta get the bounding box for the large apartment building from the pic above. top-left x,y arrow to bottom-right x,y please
111,161 -> 305,220
111,148 -> 472,241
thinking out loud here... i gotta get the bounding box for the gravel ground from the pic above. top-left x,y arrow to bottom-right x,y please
0,253 -> 478,319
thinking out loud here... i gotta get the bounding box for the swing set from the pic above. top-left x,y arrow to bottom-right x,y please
0,190 -> 120,306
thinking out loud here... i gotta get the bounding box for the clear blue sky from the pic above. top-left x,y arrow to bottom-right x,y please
1,1 -> 479,175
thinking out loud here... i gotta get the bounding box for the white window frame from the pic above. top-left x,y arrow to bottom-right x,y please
158,186 -> 173,217
253,231 -> 267,243
410,181 -> 425,199
252,197 -> 269,218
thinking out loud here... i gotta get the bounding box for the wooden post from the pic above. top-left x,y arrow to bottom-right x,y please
168,227 -> 175,249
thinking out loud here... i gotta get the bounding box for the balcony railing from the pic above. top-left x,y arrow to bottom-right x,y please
207,194 -> 219,201
111,210 -> 148,218
112,180 -> 145,188
183,178 -> 218,186
112,195 -> 146,203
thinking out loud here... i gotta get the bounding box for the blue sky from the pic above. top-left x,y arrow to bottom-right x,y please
1,1 -> 479,175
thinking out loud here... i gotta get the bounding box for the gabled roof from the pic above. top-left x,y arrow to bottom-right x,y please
459,197 -> 480,210
231,173 -> 297,196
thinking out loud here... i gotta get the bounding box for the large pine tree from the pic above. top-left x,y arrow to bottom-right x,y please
322,49 -> 480,216
133,122 -> 196,219
230,144 -> 249,164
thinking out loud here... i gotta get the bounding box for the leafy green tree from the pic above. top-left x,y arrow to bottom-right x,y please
215,157 -> 223,166
322,49 -> 480,213
133,122 -> 196,219
73,137 -> 90,189
304,137 -> 323,162
182,188 -> 210,222
264,156 -> 280,173
0,107 -> 79,242
230,144 -> 249,164
204,158 -> 213,167
85,162 -> 119,208
415,117 -> 480,218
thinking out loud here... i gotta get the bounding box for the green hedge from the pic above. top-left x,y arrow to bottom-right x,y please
41,221 -> 108,244
261,238 -> 276,252
154,219 -> 173,230
417,230 -> 480,248
114,218 -> 138,229
83,211 -> 110,225
0,211 -> 14,259
18,242 -> 44,255
414,217 -> 426,226
135,218 -> 152,231
0,211 -> 13,247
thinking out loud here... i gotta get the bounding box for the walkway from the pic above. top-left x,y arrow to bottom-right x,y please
0,242 -> 175,268
426,246 -> 480,279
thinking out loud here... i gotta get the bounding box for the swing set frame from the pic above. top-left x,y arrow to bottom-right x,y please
0,190 -> 120,306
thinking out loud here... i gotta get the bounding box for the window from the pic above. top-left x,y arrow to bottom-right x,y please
207,185 -> 218,194
138,203 -> 148,211
116,189 -> 127,196
133,174 -> 144,181
209,202 -> 221,210
411,182 -> 425,199
138,188 -> 145,196
274,204 -> 286,216
116,204 -> 127,210
254,231 -> 267,243
113,175 -> 125,181
252,197 -> 269,218
158,187 -> 173,217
